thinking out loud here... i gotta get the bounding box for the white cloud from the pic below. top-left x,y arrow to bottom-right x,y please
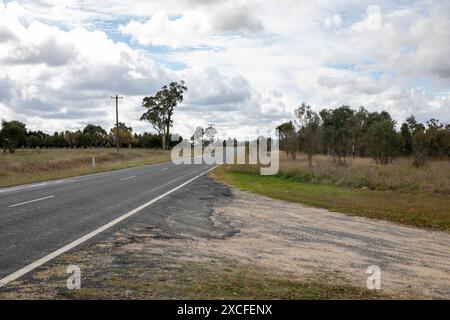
120,11 -> 210,48
0,2 -> 175,133
0,0 -> 449,139
119,4 -> 263,48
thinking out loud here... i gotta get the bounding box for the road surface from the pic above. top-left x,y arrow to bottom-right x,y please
0,159 -> 217,285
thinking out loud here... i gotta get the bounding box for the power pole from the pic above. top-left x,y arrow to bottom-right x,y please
111,94 -> 123,151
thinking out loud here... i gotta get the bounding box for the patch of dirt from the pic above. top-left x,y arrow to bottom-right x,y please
203,190 -> 450,298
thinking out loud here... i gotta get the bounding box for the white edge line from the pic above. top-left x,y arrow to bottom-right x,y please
0,164 -> 221,288
8,195 -> 55,208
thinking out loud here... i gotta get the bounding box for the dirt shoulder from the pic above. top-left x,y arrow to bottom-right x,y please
1,177 -> 449,299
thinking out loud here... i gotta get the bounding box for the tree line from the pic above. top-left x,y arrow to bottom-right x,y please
0,120 -> 182,153
277,104 -> 450,167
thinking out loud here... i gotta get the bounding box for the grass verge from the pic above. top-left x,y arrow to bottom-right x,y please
212,165 -> 450,233
0,148 -> 171,188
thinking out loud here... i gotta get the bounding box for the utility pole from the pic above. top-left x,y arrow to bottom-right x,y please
110,94 -> 123,151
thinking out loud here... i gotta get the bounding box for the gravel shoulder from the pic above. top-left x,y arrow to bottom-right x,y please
0,176 -> 449,299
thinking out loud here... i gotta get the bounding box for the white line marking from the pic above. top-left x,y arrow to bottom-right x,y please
0,164 -> 221,288
161,167 -> 169,171
119,176 -> 135,181
0,180 -> 75,195
8,195 -> 56,208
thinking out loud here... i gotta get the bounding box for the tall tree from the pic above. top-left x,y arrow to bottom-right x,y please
347,107 -> 368,157
320,106 -> 354,164
141,81 -> 187,150
295,103 -> 321,166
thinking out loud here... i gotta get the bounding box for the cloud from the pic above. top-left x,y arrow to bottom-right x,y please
119,4 -> 264,48
183,67 -> 252,105
345,2 -> 450,82
317,74 -> 389,95
213,6 -> 264,33
0,0 -> 449,139
0,3 -> 176,133
119,11 -> 209,48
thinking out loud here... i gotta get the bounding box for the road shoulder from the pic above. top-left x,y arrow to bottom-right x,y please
3,176 -> 449,299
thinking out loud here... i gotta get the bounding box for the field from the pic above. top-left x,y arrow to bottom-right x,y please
0,148 -> 171,188
213,153 -> 450,232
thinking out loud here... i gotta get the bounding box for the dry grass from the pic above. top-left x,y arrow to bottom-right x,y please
0,148 -> 171,187
276,153 -> 449,194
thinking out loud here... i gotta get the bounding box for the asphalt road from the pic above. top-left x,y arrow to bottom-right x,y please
0,159 -> 218,282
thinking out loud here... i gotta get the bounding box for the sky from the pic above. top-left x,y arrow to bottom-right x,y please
0,0 -> 449,139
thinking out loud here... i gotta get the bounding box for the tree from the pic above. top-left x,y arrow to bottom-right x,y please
400,122 -> 413,156
138,133 -> 162,148
412,129 -> 428,167
320,106 -> 354,164
426,119 -> 449,158
295,103 -> 321,166
26,135 -> 41,148
74,131 -> 92,149
276,121 -> 297,160
347,107 -> 368,157
64,130 -> 76,148
1,120 -> 27,153
141,80 -> 187,150
109,122 -> 133,148
83,124 -> 107,148
406,116 -> 428,167
363,117 -> 399,165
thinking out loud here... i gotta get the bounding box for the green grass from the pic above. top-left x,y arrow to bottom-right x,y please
213,165 -> 450,233
0,148 -> 171,187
